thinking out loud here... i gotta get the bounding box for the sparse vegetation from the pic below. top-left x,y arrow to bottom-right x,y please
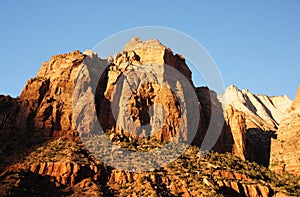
1,136 -> 300,196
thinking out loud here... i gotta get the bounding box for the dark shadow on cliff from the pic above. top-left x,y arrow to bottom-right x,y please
0,169 -> 71,196
193,87 -> 235,153
0,127 -> 55,173
0,95 -> 55,171
246,128 -> 277,167
0,132 -> 53,172
217,186 -> 243,197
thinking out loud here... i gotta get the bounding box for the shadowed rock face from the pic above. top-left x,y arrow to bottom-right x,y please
194,87 -> 233,153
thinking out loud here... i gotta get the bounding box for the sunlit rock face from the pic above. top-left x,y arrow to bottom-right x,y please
220,85 -> 292,131
270,86 -> 300,176
95,37 -> 198,143
220,85 -> 293,167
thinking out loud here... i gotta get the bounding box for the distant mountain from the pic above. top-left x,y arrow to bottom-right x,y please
220,85 -> 292,130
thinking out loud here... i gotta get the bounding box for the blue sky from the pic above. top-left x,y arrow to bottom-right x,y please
0,0 -> 300,99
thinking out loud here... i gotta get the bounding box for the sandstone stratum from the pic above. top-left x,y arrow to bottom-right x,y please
0,38 -> 299,196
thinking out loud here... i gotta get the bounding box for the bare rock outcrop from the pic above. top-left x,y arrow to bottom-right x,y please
194,87 -> 232,153
19,50 -> 85,134
7,162 -> 101,186
220,85 -> 292,167
123,37 -> 192,83
220,85 -> 292,130
0,50 -> 109,138
270,86 -> 300,176
0,96 -> 32,136
224,105 -> 247,160
95,37 -> 199,144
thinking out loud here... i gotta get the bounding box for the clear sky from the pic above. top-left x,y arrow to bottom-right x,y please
0,0 -> 300,99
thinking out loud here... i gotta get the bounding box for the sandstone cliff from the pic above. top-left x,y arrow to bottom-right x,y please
224,105 -> 247,160
94,37 -> 199,146
270,86 -> 300,176
220,85 -> 292,167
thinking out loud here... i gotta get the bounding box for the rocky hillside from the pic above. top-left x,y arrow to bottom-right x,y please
0,38 -> 299,196
1,135 -> 299,196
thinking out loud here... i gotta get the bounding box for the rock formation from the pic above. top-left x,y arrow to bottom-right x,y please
0,95 -> 30,137
270,86 -> 300,176
0,37 -> 299,196
220,85 -> 292,167
224,105 -> 247,160
95,37 -> 199,144
220,85 -> 292,130
20,50 -> 86,134
194,87 -> 234,155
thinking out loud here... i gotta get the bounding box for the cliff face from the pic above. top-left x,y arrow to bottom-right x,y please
0,50 -> 110,138
0,50 -> 91,137
95,37 -> 198,143
224,105 -> 247,160
220,85 -> 293,168
19,50 -> 85,135
0,38 -> 202,160
123,37 -> 192,83
0,96 -> 31,136
270,86 -> 300,176
1,38 -> 279,162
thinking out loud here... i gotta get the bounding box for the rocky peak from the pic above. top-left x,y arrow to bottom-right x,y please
220,85 -> 292,130
122,37 -> 192,84
1,38 -> 195,141
123,37 -> 165,51
220,85 -> 294,168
